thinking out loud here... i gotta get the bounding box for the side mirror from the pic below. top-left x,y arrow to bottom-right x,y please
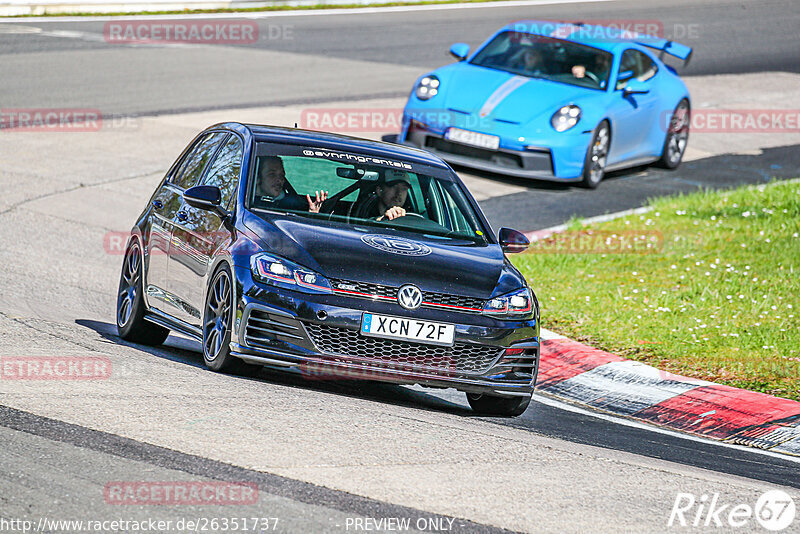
449,43 -> 470,61
183,185 -> 221,211
623,79 -> 650,96
183,185 -> 232,229
617,69 -> 635,83
499,227 -> 529,253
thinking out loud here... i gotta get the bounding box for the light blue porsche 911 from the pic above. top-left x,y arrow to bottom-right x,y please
397,21 -> 693,188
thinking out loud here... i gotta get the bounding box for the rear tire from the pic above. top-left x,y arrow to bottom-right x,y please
580,120 -> 610,189
467,392 -> 532,417
657,99 -> 690,169
116,240 -> 170,346
202,265 -> 261,376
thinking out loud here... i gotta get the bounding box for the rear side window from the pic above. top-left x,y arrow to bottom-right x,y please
171,132 -> 227,189
201,135 -> 244,209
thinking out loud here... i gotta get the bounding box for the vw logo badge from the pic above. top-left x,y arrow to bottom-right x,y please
397,285 -> 423,310
361,234 -> 432,257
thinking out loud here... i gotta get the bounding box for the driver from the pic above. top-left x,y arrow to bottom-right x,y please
367,170 -> 413,221
572,54 -> 612,87
256,156 -> 327,212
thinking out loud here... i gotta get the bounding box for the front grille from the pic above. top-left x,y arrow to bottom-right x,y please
329,278 -> 485,313
303,322 -> 502,375
425,137 -> 524,168
329,279 -> 396,300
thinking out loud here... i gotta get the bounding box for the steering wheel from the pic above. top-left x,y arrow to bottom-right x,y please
584,71 -> 600,85
399,212 -> 425,219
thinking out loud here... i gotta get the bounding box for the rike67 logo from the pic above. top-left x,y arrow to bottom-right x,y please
668,490 -> 796,531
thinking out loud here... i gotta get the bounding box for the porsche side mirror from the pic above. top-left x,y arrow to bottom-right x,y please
449,43 -> 470,61
499,227 -> 529,253
623,79 -> 650,96
618,69 -> 635,83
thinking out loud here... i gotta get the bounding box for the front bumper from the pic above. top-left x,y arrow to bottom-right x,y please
400,114 -> 590,181
231,266 -> 540,397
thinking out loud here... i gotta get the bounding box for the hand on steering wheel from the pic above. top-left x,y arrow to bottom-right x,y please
378,206 -> 407,221
377,207 -> 424,221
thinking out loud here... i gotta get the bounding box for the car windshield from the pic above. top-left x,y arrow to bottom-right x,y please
248,144 -> 490,244
470,31 -> 614,90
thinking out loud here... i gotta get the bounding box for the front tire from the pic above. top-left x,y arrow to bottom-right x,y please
116,240 -> 169,345
580,120 -> 610,189
657,99 -> 690,169
467,392 -> 532,417
202,265 -> 260,376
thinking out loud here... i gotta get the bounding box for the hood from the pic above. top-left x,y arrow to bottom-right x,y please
440,63 -> 596,125
242,211 -> 509,298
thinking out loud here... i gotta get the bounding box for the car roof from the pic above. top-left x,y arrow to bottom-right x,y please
209,122 -> 452,172
497,20 -> 649,52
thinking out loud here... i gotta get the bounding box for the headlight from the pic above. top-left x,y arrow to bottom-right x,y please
551,105 -> 581,132
415,75 -> 440,101
483,287 -> 535,318
251,253 -> 332,294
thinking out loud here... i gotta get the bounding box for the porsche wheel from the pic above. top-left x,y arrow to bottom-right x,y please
658,99 -> 690,169
580,120 -> 610,189
116,240 -> 169,345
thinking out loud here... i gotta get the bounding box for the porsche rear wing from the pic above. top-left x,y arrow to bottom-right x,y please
637,38 -> 693,66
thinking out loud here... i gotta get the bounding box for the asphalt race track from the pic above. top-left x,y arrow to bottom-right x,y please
1,0 -> 799,532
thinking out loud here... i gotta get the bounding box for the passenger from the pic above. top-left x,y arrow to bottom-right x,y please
511,45 -> 547,76
592,54 -> 613,88
256,156 -> 327,212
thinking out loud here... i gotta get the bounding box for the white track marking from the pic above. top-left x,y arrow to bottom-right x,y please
0,0 -> 616,23
533,393 -> 800,465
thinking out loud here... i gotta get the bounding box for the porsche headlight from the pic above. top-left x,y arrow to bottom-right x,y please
483,287 -> 535,318
551,105 -> 582,132
415,75 -> 440,101
251,253 -> 332,294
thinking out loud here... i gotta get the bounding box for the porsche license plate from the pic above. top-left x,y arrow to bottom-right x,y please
445,128 -> 500,150
361,313 -> 455,346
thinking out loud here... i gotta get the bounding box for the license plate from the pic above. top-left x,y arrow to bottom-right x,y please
361,313 -> 455,346
445,127 -> 500,150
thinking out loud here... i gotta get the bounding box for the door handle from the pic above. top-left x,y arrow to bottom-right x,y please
176,211 -> 188,222
152,200 -> 163,209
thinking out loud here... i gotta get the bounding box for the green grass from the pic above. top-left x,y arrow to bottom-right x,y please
513,179 -> 800,401
9,0 -> 503,18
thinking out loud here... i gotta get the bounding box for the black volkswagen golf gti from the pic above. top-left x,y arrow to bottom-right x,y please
117,123 -> 540,416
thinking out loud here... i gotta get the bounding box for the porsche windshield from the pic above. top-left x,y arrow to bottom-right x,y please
247,145 -> 490,244
470,31 -> 614,90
